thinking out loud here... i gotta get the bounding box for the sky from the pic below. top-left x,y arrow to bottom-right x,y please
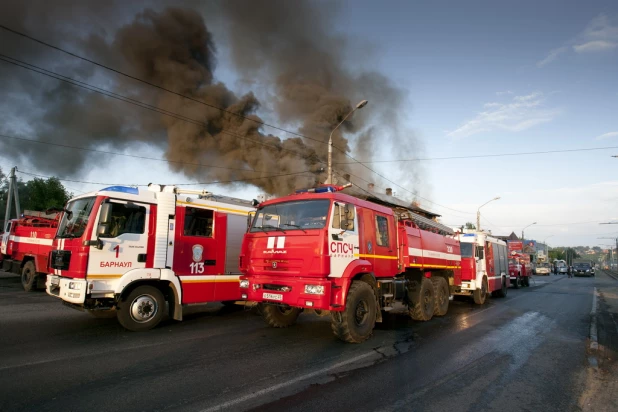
0,0 -> 617,248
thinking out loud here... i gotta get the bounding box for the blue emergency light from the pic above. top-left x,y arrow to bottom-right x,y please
295,183 -> 352,194
100,186 -> 139,195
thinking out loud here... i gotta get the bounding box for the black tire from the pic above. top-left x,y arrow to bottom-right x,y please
513,275 -> 521,289
473,276 -> 487,305
117,285 -> 166,331
495,277 -> 508,298
410,277 -> 435,321
87,309 -> 117,319
331,281 -> 377,343
260,304 -> 301,328
21,261 -> 37,292
431,277 -> 449,316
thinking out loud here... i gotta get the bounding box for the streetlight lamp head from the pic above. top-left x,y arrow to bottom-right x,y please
356,100 -> 368,109
494,196 -> 501,200
533,222 -> 537,225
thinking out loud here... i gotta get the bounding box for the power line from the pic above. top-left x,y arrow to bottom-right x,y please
0,24 -> 330,147
0,133 -> 261,173
0,25 -> 472,215
16,169 -> 314,188
0,54 -> 322,166
334,146 -> 618,164
0,132 -> 260,173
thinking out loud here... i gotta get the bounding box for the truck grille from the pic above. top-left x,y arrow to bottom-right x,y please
51,250 -> 71,270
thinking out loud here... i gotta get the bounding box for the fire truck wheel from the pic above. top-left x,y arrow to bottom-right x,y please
473,277 -> 487,305
431,277 -> 449,316
409,278 -> 435,322
330,280 -> 377,343
87,309 -> 117,319
21,261 -> 37,292
513,275 -> 521,289
260,304 -> 301,328
117,286 -> 165,331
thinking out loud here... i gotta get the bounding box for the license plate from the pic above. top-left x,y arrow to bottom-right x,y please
263,292 -> 283,301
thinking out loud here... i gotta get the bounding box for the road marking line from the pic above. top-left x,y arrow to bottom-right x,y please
590,287 -> 599,350
200,351 -> 378,412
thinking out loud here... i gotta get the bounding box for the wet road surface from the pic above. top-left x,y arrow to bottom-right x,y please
0,273 -> 607,411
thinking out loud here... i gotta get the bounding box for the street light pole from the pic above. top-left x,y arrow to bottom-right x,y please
326,100 -> 368,185
543,235 -> 553,259
598,236 -> 618,270
521,222 -> 537,243
476,196 -> 501,231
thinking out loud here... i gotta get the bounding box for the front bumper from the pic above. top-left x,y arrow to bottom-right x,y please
46,275 -> 87,305
240,275 -> 335,311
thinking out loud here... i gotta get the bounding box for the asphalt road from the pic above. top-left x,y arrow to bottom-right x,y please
0,272 -> 609,412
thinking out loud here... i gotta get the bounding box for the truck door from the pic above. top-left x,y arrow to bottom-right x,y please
372,213 -> 398,276
328,202 -> 359,278
173,206 -> 224,303
485,241 -> 496,290
86,200 -> 150,281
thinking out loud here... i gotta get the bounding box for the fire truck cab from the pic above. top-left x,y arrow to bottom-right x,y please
509,252 -> 532,287
456,231 -> 509,302
1,211 -> 58,291
240,185 -> 462,343
46,184 -> 254,331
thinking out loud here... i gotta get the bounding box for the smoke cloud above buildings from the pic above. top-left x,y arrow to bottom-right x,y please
0,1 -> 423,197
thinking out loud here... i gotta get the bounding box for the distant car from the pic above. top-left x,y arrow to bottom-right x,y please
572,262 -> 594,277
535,262 -> 551,275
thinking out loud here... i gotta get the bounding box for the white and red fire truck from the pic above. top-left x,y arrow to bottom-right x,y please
1,210 -> 59,291
508,252 -> 532,288
239,184 -> 470,343
456,231 -> 509,302
45,184 -> 254,331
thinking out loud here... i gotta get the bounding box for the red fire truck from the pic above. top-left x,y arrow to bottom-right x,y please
508,252 -> 532,288
239,184 -> 464,343
456,231 -> 509,302
1,210 -> 59,291
45,184 -> 254,331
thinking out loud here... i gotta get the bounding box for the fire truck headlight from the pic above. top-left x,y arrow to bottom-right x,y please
68,282 -> 82,290
239,280 -> 250,288
304,285 -> 325,295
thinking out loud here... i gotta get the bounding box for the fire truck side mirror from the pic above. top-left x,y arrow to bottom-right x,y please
344,204 -> 355,220
99,203 -> 113,225
247,211 -> 256,231
341,219 -> 354,231
97,224 -> 110,237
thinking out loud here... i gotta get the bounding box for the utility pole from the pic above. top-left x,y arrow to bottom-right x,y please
3,166 -> 20,230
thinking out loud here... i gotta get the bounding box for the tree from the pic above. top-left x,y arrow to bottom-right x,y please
464,222 -> 476,230
1,169 -> 72,221
21,178 -> 72,212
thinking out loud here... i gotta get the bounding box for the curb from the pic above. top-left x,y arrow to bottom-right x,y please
590,287 -> 598,351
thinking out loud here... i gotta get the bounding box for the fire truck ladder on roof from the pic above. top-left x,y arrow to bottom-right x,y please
395,208 -> 455,236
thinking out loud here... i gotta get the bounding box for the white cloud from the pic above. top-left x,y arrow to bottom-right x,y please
536,46 -> 568,68
596,131 -> 618,140
538,14 -> 618,67
573,40 -> 618,53
496,90 -> 514,96
447,92 -> 558,139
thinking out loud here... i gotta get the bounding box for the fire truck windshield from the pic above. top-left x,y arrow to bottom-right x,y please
57,197 -> 96,238
250,200 -> 330,232
460,243 -> 474,257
